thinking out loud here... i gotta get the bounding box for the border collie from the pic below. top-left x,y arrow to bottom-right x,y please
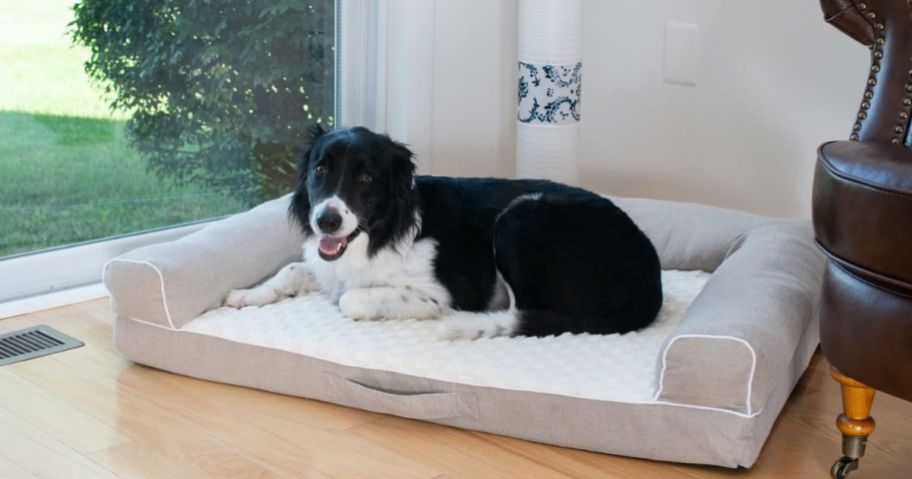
224,126 -> 663,339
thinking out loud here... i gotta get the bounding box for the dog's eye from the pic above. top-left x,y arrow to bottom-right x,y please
314,165 -> 328,176
358,174 -> 373,185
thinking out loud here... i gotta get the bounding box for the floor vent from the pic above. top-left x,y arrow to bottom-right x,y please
0,325 -> 83,366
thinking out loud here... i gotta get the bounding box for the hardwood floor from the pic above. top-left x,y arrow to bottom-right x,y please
1,299 -> 910,478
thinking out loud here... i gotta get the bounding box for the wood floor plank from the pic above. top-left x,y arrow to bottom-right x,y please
1,298 -> 911,478
8,338 -> 438,478
348,417 -> 579,479
0,405 -> 119,479
87,440 -> 218,479
0,369 -> 131,454
110,364 -> 440,479
9,356 -> 291,479
0,452 -> 38,479
350,415 -> 702,479
471,432 -> 705,479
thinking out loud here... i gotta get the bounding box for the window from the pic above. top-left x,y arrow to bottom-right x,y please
0,0 -> 335,259
0,0 -> 338,302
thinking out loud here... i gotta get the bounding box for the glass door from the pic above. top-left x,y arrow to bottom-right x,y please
0,0 -> 336,259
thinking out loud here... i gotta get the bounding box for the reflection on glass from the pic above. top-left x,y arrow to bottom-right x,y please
0,0 -> 335,257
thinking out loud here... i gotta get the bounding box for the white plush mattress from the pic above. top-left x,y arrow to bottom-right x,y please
183,269 -> 710,403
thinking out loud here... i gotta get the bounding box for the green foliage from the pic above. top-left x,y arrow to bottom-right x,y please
70,0 -> 335,204
0,111 -> 246,257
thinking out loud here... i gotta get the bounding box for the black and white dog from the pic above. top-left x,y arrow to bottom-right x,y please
224,126 -> 663,339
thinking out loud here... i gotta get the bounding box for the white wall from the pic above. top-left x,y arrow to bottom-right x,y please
422,0 -> 869,218
428,0 -> 519,178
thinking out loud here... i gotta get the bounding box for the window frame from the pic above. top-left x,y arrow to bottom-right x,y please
337,0 -> 436,172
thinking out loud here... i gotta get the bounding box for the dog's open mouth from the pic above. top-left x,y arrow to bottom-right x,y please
318,229 -> 361,261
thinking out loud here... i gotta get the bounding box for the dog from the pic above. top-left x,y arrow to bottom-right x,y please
224,126 -> 663,339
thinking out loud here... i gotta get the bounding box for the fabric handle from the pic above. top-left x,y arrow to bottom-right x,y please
324,373 -> 480,420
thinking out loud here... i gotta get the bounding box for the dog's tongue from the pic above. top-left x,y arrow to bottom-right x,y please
319,235 -> 347,255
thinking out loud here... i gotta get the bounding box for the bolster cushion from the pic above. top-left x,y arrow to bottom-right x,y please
103,195 -> 304,329
814,140 -> 912,290
655,221 -> 824,414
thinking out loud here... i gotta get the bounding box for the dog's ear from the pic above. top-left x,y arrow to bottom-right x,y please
288,124 -> 329,233
298,124 -> 328,174
307,123 -> 327,142
366,136 -> 419,257
387,138 -> 416,194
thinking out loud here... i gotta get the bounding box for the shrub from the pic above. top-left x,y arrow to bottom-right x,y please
71,0 -> 335,204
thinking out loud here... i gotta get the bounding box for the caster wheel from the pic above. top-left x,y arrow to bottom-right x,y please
831,457 -> 858,479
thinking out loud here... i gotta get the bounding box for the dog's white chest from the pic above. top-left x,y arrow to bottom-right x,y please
303,235 -> 448,304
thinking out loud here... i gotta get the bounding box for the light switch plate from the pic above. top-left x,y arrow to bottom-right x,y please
664,22 -> 700,86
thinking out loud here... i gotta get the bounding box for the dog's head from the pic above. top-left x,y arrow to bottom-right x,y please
289,126 -> 419,261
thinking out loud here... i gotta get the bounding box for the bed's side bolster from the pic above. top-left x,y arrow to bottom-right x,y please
610,196 -> 770,272
654,221 -> 826,415
103,195 -> 305,329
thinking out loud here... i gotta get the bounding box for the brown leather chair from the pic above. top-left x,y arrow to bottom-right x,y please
814,1 -> 912,477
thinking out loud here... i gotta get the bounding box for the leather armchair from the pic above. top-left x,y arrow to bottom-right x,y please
815,1 -> 912,478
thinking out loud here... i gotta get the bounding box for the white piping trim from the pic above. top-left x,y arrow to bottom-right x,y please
103,258 -> 176,330
653,334 -> 758,416
651,400 -> 762,419
120,316 -> 179,331
118,317 -> 762,418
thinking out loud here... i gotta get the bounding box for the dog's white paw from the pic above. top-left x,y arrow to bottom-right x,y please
223,287 -> 277,308
435,311 -> 518,341
339,289 -> 383,321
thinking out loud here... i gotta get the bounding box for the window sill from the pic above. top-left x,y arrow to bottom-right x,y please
0,283 -> 108,320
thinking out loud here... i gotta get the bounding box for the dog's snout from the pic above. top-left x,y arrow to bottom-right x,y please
316,208 -> 343,233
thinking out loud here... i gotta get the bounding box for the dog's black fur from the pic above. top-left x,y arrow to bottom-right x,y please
290,126 -> 663,337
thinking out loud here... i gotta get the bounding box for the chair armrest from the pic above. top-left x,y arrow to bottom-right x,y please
816,140 -> 912,194
103,195 -> 304,329
814,140 -> 912,288
655,221 -> 826,415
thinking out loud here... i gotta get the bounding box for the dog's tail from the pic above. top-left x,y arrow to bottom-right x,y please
437,273 -> 650,340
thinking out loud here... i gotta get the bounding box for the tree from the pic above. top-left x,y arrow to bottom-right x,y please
71,0 -> 334,204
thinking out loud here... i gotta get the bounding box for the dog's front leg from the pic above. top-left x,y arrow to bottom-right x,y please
224,262 -> 317,308
339,287 -> 445,321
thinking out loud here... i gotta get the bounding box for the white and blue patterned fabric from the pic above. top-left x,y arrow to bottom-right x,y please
518,61 -> 581,124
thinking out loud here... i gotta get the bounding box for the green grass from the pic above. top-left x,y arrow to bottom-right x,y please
0,0 -> 247,257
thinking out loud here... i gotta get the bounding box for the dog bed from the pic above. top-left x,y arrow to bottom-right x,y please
103,195 -> 825,468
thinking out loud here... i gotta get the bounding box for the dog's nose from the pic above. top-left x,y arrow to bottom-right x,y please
316,208 -> 343,234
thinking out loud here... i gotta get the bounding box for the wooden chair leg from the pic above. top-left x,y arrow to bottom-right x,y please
830,367 -> 876,479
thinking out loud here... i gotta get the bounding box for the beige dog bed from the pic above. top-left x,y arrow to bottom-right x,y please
104,195 -> 824,468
